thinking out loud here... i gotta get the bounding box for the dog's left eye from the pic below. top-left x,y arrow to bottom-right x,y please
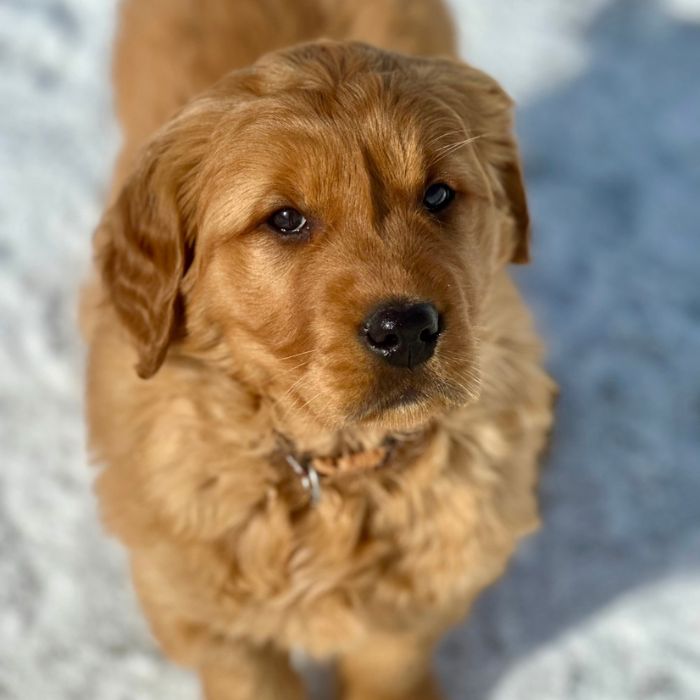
268,207 -> 309,235
423,183 -> 455,213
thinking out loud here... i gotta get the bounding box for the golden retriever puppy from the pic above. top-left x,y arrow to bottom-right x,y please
82,0 -> 556,698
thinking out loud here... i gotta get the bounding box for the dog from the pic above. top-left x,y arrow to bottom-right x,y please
81,0 -> 556,698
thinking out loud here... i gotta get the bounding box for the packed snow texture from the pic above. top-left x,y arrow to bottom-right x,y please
1,0 -> 699,698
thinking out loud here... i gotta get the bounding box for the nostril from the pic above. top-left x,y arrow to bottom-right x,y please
367,330 -> 400,350
379,333 -> 400,349
419,328 -> 438,344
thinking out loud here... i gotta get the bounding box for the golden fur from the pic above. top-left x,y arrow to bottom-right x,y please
82,0 -> 556,698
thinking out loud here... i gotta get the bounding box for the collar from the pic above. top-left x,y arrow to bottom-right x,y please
281,438 -> 397,506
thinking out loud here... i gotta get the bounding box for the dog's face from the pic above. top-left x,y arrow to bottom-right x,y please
100,42 -> 529,430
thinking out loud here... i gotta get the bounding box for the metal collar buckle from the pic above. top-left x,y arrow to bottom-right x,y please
285,453 -> 322,505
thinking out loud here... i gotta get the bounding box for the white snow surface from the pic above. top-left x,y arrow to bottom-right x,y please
1,0 -> 699,698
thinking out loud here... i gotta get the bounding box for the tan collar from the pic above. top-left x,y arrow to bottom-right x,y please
282,438 -> 396,505
310,443 -> 393,475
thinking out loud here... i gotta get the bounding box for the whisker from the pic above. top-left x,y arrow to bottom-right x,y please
277,358 -> 312,375
277,371 -> 309,405
276,349 -> 315,362
435,133 -> 487,155
445,366 -> 481,383
294,390 -> 325,416
425,128 -> 465,149
437,376 -> 480,403
429,134 -> 489,166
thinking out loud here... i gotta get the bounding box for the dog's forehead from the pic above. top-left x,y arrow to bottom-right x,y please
239,81 -> 466,187
200,64 -> 482,234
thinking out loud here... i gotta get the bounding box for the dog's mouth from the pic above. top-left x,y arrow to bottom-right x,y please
350,373 -> 473,426
279,341 -> 479,430
355,387 -> 425,419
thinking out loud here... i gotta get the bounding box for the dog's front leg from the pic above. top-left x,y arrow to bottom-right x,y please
199,641 -> 305,700
338,633 -> 444,700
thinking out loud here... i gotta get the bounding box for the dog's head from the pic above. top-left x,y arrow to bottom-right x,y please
98,42 -> 529,431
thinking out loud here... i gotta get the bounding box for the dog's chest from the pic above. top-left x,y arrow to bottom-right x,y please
216,442 -> 536,657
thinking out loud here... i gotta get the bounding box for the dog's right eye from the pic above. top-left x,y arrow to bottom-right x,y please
267,208 -> 309,235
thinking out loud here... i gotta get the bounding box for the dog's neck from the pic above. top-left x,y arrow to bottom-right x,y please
273,412 -> 427,473
257,389 -> 437,505
268,415 -> 434,505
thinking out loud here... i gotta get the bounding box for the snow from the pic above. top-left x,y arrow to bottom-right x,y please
1,0 -> 699,698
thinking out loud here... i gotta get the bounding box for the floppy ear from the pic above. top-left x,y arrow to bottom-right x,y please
96,75 -> 257,378
97,137 -> 192,379
488,130 -> 531,264
427,59 -> 531,264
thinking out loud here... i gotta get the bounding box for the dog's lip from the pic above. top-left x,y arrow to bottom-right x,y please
351,369 -> 476,423
352,386 -> 427,421
378,387 -> 423,409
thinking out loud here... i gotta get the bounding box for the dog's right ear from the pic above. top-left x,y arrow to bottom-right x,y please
97,134 -> 194,379
96,74 -> 259,378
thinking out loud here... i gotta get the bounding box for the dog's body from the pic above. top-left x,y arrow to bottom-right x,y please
83,1 -> 555,698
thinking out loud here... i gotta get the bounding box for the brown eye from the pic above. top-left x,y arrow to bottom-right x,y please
268,208 -> 308,235
423,183 -> 455,213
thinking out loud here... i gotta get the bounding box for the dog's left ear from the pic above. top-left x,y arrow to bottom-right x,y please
426,59 -> 531,264
488,128 -> 531,264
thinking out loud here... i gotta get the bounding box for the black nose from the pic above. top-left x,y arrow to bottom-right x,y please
362,301 -> 441,369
